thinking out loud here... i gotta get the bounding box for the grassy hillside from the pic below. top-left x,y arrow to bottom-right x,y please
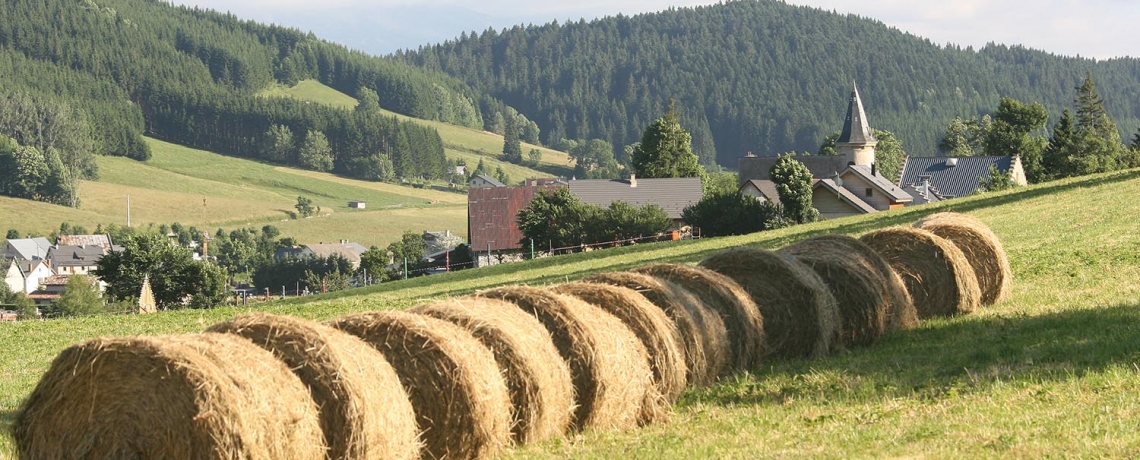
260,80 -> 577,180
5,168 -> 1140,457
0,137 -> 467,248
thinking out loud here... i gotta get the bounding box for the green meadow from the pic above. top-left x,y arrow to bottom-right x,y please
4,169 -> 1140,457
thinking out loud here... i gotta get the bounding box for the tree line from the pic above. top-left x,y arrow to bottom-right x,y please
397,0 -> 1140,167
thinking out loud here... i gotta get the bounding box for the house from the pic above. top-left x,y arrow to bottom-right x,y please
738,83 -> 913,220
27,275 -> 70,307
47,245 -> 105,276
741,179 -> 780,202
897,155 -> 1028,200
348,201 -> 367,209
469,174 -> 506,188
568,175 -> 704,221
299,240 -> 369,269
5,237 -> 52,261
4,259 -> 54,295
57,234 -> 114,252
468,185 -> 561,266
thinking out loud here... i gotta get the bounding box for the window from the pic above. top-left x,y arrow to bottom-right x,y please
865,188 -> 873,197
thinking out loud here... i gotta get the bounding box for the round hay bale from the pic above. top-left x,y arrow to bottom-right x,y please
329,311 -> 511,460
14,333 -> 326,459
410,297 -> 574,445
792,235 -> 918,332
582,271 -> 729,386
699,248 -> 841,359
860,227 -> 982,319
915,212 -> 1013,306
207,313 -> 420,460
552,282 -> 688,403
474,286 -> 658,431
633,263 -> 767,370
779,236 -> 890,348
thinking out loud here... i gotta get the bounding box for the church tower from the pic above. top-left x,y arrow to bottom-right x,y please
836,82 -> 877,167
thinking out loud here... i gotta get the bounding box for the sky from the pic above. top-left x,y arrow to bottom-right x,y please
172,0 -> 1138,59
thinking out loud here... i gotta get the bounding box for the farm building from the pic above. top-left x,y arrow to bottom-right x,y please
738,83 -> 913,219
348,201 -> 367,209
469,173 -> 506,188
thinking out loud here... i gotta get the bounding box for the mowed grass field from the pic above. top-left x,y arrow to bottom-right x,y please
0,137 -> 468,248
260,80 -> 577,179
5,169 -> 1140,457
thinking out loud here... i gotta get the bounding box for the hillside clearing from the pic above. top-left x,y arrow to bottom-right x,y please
0,137 -> 466,247
4,170 -> 1140,457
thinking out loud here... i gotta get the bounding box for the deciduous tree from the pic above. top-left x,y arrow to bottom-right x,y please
769,154 -> 818,224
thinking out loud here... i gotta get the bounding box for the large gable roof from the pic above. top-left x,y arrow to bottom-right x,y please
47,245 -> 105,267
5,237 -> 52,261
898,156 -> 1015,199
845,165 -> 912,202
739,154 -> 852,186
57,234 -> 113,250
568,177 -> 703,219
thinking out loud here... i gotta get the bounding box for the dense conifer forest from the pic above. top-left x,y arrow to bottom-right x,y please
0,0 -> 540,204
397,0 -> 1140,166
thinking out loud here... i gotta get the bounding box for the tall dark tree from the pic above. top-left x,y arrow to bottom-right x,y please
632,103 -> 702,179
769,154 -> 818,224
502,116 -> 523,164
1045,74 -> 1129,178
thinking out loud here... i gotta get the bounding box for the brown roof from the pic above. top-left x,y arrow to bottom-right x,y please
567,177 -> 702,219
57,234 -> 113,250
468,185 -> 561,252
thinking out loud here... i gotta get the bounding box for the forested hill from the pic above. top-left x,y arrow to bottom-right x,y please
396,0 -> 1140,166
0,0 -> 535,193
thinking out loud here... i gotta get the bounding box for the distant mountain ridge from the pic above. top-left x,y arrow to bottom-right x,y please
396,0 -> 1140,166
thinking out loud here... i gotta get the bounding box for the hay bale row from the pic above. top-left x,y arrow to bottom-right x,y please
15,211 -> 1010,460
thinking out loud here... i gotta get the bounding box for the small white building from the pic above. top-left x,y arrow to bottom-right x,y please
349,201 -> 367,209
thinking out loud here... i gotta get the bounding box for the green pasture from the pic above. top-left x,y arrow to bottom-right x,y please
5,169 -> 1140,457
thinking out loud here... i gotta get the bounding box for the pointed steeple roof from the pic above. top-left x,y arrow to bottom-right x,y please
837,82 -> 877,145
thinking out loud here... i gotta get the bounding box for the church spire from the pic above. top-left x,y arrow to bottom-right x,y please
837,82 -> 876,146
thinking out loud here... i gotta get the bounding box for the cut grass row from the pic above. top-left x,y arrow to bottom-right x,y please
4,170 -> 1140,457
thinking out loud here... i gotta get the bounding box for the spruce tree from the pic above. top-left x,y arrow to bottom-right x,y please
631,102 -> 702,178
502,117 -> 523,164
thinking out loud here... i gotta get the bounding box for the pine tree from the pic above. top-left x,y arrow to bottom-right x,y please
502,117 -> 523,164
631,102 -> 702,178
769,154 -> 818,224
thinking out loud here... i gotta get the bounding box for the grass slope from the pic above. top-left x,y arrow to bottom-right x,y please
260,80 -> 577,180
6,170 -> 1140,457
0,137 -> 467,247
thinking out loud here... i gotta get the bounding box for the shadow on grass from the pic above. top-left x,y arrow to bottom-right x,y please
0,409 -> 14,434
684,301 -> 1140,406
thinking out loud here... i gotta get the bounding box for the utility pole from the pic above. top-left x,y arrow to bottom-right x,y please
126,195 -> 131,228
403,258 -> 408,280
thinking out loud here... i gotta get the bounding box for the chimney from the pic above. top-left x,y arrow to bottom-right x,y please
871,162 -> 876,177
630,173 -> 637,188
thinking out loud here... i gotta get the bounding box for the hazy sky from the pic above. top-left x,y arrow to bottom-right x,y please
173,0 -> 1137,59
